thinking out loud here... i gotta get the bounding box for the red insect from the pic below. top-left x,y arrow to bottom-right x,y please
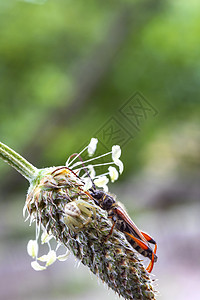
89,188 -> 157,273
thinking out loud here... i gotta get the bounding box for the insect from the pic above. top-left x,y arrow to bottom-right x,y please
63,199 -> 96,232
50,166 -> 97,231
89,187 -> 157,273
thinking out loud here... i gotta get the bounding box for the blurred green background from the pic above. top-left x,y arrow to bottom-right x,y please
0,0 -> 200,299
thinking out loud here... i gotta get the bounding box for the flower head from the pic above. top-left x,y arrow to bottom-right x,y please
23,138 -> 156,299
24,138 -> 124,271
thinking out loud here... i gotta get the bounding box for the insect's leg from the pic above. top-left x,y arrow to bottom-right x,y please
104,217 -> 116,241
79,200 -> 97,220
125,232 -> 150,251
146,253 -> 155,273
125,232 -> 156,273
141,231 -> 157,260
109,221 -> 116,236
141,231 -> 156,245
83,190 -> 94,200
146,242 -> 158,273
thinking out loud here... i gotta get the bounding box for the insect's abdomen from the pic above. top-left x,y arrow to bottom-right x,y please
125,233 -> 157,261
114,218 -> 157,262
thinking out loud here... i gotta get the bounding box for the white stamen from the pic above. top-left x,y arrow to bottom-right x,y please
112,145 -> 123,174
87,164 -> 96,178
112,145 -> 121,160
75,161 -> 114,173
41,231 -> 53,244
38,255 -> 48,262
36,219 -> 41,241
66,145 -> 88,167
108,166 -> 119,182
88,138 -> 98,156
45,250 -> 57,266
70,151 -> 112,169
27,240 -> 38,258
57,250 -> 70,261
31,261 -> 46,271
94,176 -> 109,192
83,177 -> 93,190
38,250 -> 57,267
114,159 -> 124,174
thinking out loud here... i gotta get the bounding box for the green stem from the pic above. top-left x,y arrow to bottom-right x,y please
0,141 -> 38,182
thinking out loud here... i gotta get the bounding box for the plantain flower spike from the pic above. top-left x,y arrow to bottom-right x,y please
0,139 -> 156,300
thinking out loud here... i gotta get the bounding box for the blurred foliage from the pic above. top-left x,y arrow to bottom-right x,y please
0,2 -> 200,299
0,0 -> 200,188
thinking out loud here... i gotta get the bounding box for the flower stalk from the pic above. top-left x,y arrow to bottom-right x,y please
0,141 -> 38,182
0,140 -> 157,300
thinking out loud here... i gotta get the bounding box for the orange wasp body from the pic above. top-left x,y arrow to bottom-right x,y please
89,188 -> 157,273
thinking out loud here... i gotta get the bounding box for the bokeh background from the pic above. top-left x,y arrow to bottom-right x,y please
0,0 -> 200,299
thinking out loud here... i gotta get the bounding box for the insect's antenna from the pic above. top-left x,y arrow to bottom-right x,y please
69,153 -> 96,190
